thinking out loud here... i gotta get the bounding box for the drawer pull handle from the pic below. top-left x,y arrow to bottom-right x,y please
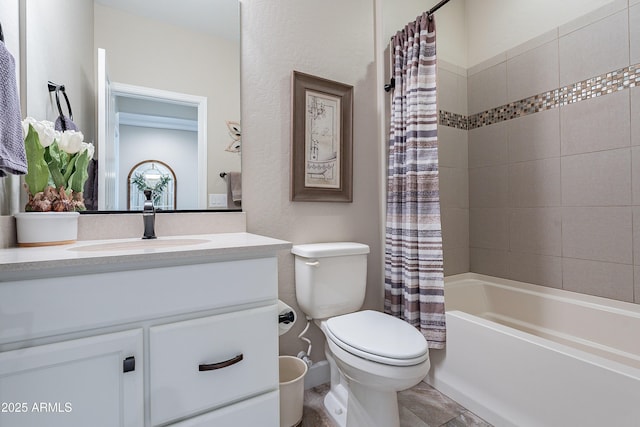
305,261 -> 320,266
199,354 -> 243,371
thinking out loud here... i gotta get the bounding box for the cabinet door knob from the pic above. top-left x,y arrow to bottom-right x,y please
123,356 -> 136,373
198,353 -> 243,371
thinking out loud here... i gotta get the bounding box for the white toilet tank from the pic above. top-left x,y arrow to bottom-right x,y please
291,242 -> 370,319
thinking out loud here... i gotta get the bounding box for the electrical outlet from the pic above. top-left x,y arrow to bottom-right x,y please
208,194 -> 227,208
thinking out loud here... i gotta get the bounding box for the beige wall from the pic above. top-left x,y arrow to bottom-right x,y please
466,0 -> 616,67
94,3 -> 241,198
381,0 -> 468,68
23,0 -> 94,140
241,0 -> 381,360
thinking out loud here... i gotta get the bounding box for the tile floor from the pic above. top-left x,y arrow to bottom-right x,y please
301,381 -> 492,427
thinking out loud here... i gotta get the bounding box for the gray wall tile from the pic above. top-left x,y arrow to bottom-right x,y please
630,87 -> 640,147
632,147 -> 640,205
444,247 -> 469,276
633,207 -> 640,265
635,266 -> 640,304
630,4 -> 640,65
507,40 -> 559,103
507,252 -> 562,289
562,207 -> 632,264
509,208 -> 562,256
441,207 -> 469,250
438,68 -> 468,116
469,165 -> 508,208
559,10 -> 629,86
468,62 -> 507,115
469,122 -> 508,168
462,5 -> 640,305
508,158 -> 561,207
560,90 -> 630,156
470,247 -> 509,278
507,108 -> 560,163
470,208 -> 509,250
439,167 -> 468,209
563,258 -> 634,302
438,125 -> 468,169
561,149 -> 631,207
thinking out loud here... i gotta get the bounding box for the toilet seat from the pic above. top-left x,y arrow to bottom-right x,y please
324,310 -> 429,367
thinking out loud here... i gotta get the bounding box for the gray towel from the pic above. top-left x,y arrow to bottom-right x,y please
229,171 -> 242,203
0,41 -> 26,177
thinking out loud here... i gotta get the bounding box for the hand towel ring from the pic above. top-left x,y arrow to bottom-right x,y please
48,81 -> 77,131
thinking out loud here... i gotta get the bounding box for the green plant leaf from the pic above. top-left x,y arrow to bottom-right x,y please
23,124 -> 50,194
63,153 -> 77,184
68,149 -> 90,193
44,146 -> 66,189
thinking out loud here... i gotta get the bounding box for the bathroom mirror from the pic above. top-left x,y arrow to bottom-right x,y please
21,0 -> 241,212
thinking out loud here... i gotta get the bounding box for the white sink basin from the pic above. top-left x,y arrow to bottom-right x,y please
71,238 -> 209,252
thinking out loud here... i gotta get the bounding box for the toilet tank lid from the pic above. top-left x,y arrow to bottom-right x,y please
291,242 -> 370,258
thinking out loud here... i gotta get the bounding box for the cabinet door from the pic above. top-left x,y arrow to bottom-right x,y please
150,305 -> 278,425
0,329 -> 143,427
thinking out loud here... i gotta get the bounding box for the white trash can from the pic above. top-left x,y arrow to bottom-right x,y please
279,355 -> 308,427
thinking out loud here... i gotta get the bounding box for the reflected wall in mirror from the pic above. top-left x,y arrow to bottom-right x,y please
22,0 -> 241,212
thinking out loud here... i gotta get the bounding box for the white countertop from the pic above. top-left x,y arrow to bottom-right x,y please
0,233 -> 292,282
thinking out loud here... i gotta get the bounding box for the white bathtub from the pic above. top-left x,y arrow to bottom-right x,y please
426,273 -> 640,427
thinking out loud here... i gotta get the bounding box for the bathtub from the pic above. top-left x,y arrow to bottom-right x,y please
425,273 -> 640,427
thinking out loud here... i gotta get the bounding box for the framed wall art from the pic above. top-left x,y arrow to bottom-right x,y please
291,71 -> 353,202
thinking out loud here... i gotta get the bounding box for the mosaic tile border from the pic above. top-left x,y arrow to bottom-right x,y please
438,110 -> 468,130
438,63 -> 640,131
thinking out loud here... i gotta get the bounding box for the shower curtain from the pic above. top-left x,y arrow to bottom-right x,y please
384,13 -> 445,349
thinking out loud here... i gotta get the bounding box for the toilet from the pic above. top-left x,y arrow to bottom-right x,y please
292,242 -> 430,427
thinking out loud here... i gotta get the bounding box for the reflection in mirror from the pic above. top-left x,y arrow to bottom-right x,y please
94,0 -> 241,211
128,160 -> 176,210
97,75 -> 208,210
19,0 -> 240,213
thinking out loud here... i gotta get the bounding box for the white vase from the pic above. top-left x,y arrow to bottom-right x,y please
14,212 -> 80,247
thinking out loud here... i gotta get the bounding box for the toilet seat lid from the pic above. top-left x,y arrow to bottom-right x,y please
325,310 -> 428,366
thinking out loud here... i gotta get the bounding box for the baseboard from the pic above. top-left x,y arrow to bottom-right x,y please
304,360 -> 330,389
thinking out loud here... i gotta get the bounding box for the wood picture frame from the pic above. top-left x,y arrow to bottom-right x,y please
291,71 -> 353,202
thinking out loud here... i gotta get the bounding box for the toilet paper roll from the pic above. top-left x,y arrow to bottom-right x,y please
278,299 -> 296,336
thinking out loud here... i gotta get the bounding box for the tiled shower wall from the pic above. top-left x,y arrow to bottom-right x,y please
439,0 -> 640,304
438,61 -> 469,277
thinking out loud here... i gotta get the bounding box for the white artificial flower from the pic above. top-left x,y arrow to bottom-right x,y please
39,125 -> 58,148
21,117 -> 37,138
80,142 -> 95,159
26,119 -> 57,148
57,130 -> 85,154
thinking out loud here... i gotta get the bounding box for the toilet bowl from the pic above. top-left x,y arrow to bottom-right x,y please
318,311 -> 430,427
291,243 -> 430,427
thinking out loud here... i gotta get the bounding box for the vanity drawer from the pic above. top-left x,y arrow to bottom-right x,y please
168,390 -> 279,427
149,305 -> 279,426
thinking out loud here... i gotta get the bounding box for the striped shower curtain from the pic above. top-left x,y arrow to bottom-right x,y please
384,13 -> 445,349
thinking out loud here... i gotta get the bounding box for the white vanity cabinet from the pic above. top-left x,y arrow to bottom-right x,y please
0,233 -> 290,427
0,329 -> 143,427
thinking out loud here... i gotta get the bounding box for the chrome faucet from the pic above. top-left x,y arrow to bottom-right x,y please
142,189 -> 157,239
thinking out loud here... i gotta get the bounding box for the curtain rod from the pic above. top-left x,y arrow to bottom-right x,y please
383,0 -> 452,92
428,0 -> 451,16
